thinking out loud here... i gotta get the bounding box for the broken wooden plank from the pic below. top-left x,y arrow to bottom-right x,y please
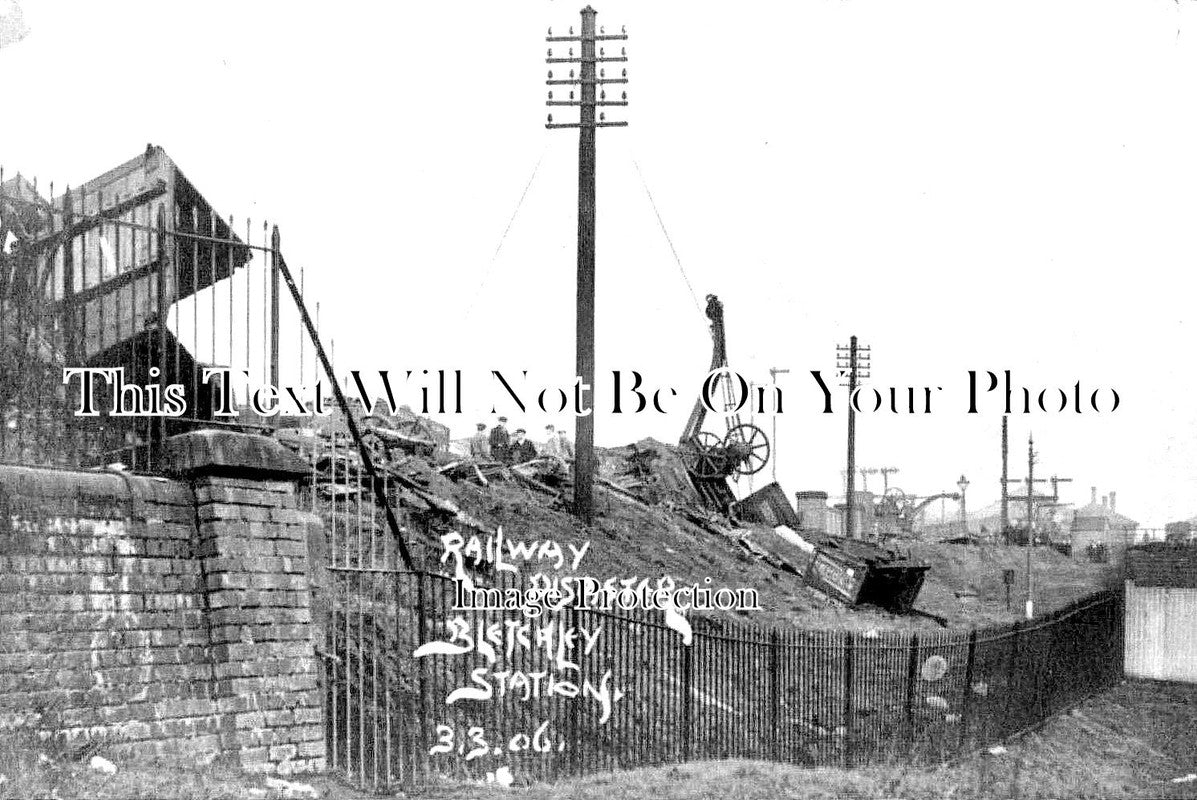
511,469 -> 559,497
595,477 -> 656,511
472,463 -> 489,487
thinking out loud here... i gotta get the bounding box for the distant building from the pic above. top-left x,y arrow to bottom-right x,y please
1165,521 -> 1196,544
831,489 -> 876,540
794,490 -> 829,533
1070,487 -> 1138,564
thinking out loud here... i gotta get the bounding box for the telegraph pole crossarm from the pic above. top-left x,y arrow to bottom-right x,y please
836,338 -> 870,538
545,7 -> 629,523
1049,475 -> 1073,503
879,467 -> 899,496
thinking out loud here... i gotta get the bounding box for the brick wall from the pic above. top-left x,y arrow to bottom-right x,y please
0,431 -> 326,775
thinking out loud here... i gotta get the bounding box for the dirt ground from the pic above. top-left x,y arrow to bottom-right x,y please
4,680 -> 1192,799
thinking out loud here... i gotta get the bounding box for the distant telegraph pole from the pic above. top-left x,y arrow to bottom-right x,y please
546,7 -> 628,523
836,337 -> 870,538
1025,435 -> 1036,619
879,467 -> 899,496
769,367 -> 790,481
1000,415 -> 1010,544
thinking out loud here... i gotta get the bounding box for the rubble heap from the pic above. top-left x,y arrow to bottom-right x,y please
271,410 -> 1117,631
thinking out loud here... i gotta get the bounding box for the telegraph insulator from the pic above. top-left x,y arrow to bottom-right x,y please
621,47 -> 626,57
547,113 -> 553,123
569,90 -> 574,100
622,68 -> 627,77
548,91 -> 553,99
600,112 -> 606,121
569,26 -> 574,35
569,69 -> 575,78
547,27 -> 552,35
547,48 -> 553,57
569,47 -> 574,57
600,47 -> 605,57
548,70 -> 553,79
600,25 -> 605,34
600,89 -> 606,100
621,91 -> 627,100
600,68 -> 606,77
621,25 -> 626,34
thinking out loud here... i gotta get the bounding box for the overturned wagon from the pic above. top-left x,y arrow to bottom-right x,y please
737,484 -> 930,614
802,535 -> 929,614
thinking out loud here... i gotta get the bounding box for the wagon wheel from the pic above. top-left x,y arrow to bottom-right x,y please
724,423 -> 770,476
683,431 -> 726,479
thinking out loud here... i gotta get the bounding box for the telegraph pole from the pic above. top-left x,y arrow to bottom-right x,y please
837,337 -> 870,538
546,8 -> 628,523
1005,432 -> 1066,619
859,467 -> 878,493
1000,415 -> 1010,543
1025,435 -> 1035,619
879,467 -> 899,496
957,474 -> 969,534
769,367 -> 789,482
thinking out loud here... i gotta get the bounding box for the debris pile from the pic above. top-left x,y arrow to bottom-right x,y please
270,407 -> 1117,630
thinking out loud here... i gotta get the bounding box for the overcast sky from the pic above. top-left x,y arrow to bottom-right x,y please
5,0 -> 1197,527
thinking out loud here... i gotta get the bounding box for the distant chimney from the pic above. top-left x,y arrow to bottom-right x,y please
1110,491 -> 1117,513
1091,486 -> 1097,505
1101,495 -> 1108,509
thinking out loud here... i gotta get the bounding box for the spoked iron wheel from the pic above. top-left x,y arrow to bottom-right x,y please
724,423 -> 770,476
683,431 -> 726,479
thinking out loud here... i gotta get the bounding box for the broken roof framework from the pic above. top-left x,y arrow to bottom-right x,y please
1,145 -> 254,467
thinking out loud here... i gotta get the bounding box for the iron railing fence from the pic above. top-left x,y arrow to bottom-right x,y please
2,169 -> 1127,794
3,170 -> 422,585
1,171 -> 391,479
312,477 -> 1125,795
0,178 -> 312,472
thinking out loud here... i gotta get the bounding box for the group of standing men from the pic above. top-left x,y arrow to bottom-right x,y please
468,417 -> 574,466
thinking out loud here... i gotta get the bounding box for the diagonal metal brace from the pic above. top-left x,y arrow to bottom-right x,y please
274,250 -> 416,570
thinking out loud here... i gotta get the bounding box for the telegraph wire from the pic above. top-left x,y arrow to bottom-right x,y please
461,145 -> 547,321
632,158 -> 704,321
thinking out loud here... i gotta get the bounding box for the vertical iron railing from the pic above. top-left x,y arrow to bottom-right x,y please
308,526 -> 1124,794
2,170 -> 1128,796
0,178 -> 287,471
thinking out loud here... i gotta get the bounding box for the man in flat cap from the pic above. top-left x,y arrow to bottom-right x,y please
557,428 -> 574,462
468,422 -> 491,460
542,424 -> 562,459
489,416 -> 510,464
507,427 -> 537,465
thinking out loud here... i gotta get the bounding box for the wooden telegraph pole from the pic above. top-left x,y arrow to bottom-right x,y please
1001,415 -> 1010,544
1025,435 -> 1036,618
546,8 -> 628,522
1007,433 -> 1046,618
837,337 -> 870,538
768,367 -> 790,482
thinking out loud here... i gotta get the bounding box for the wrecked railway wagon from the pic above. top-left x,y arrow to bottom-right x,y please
738,483 -> 929,614
799,533 -> 929,613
